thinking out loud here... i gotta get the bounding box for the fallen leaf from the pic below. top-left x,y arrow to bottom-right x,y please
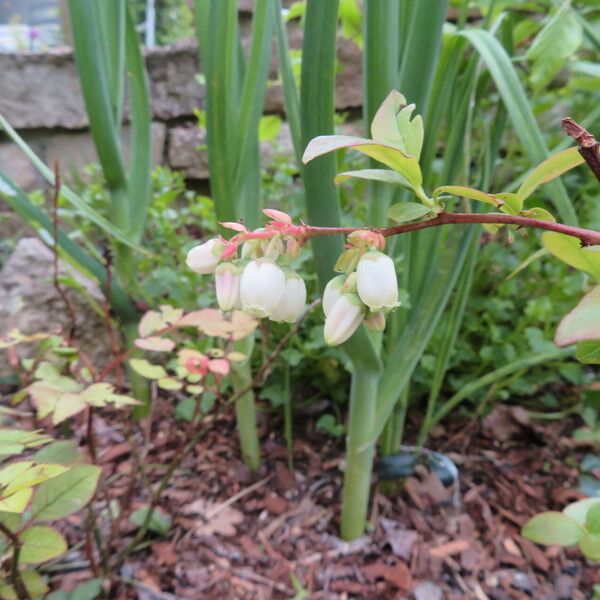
183,498 -> 244,537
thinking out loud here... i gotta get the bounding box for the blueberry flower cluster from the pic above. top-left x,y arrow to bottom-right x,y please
185,210 -> 400,346
322,231 -> 399,345
185,211 -> 307,324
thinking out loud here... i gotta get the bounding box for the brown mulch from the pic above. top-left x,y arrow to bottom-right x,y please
50,401 -> 599,600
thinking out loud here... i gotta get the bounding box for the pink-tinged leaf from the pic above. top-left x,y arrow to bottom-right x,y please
263,208 -> 292,224
160,305 -> 184,325
555,286 -> 600,346
230,311 -> 259,341
178,349 -> 209,375
138,311 -> 165,337
174,309 -> 222,329
302,135 -> 422,190
134,337 -> 176,352
219,221 -> 247,232
208,359 -> 230,376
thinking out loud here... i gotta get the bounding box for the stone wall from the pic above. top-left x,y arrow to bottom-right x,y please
0,21 -> 362,190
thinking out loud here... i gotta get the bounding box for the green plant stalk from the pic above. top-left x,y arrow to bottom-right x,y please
340,368 -> 379,540
230,337 -> 260,471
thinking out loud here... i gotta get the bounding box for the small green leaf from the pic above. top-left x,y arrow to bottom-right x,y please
388,202 -> 432,224
0,570 -> 48,599
518,147 -> 585,200
520,207 -> 556,222
20,525 -> 67,564
522,511 -> 584,546
579,533 -> 600,562
46,578 -> 103,600
129,359 -> 168,380
0,462 -> 68,497
586,503 -> 600,534
576,341 -> 600,364
496,193 -> 523,215
302,135 -> 422,191
565,498 -> 600,526
0,488 -> 32,513
158,377 -> 183,391
433,185 -> 503,207
30,465 -> 101,521
334,248 -> 361,273
555,286 -> 600,346
33,441 -> 83,465
258,114 -> 282,142
138,310 -> 165,337
370,90 -> 424,159
130,506 -> 171,536
334,168 -> 412,189
543,233 -> 600,281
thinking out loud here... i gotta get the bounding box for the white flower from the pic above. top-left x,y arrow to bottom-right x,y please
186,238 -> 224,274
215,262 -> 241,312
324,293 -> 365,346
322,275 -> 346,317
356,250 -> 399,311
270,272 -> 307,323
240,258 -> 286,317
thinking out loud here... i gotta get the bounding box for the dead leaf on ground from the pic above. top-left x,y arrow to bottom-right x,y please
183,498 -> 244,537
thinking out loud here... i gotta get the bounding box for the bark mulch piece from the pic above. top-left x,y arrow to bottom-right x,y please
51,401 -> 599,599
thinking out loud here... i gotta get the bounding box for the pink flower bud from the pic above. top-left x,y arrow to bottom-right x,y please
270,272 -> 307,323
240,259 -> 286,317
324,293 -> 365,346
356,250 -> 399,311
186,238 -> 224,274
215,262 -> 241,312
322,275 -> 346,317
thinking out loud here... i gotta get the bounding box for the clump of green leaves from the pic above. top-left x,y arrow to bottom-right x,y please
523,497 -> 600,563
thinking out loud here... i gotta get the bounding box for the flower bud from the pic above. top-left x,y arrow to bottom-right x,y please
270,272 -> 307,323
186,238 -> 224,274
240,258 -> 286,317
322,275 -> 346,317
356,250 -> 399,311
365,310 -> 386,332
324,293 -> 365,346
215,262 -> 241,312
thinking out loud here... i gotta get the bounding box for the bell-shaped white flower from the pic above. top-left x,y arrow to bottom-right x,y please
356,250 -> 399,311
270,272 -> 307,323
322,275 -> 346,317
240,258 -> 286,317
186,238 -> 224,274
215,262 -> 241,312
324,293 -> 365,346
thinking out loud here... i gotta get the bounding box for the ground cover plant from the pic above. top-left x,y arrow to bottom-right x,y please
0,0 -> 598,597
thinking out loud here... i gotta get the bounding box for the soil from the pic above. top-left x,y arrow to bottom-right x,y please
46,399 -> 600,600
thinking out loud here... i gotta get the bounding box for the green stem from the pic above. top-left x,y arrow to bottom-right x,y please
340,368 -> 379,540
231,337 -> 261,470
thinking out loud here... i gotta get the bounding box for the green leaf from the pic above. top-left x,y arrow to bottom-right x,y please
258,115 -> 282,142
20,526 -> 67,564
129,359 -> 168,380
0,462 -> 69,498
555,286 -> 600,346
30,465 -> 101,521
388,203 -> 433,224
0,430 -> 52,458
302,135 -> 423,191
80,383 -> 139,408
496,193 -> 523,215
433,185 -> 503,207
526,3 -> 582,92
518,147 -> 585,200
0,488 -> 32,513
370,90 -> 424,159
576,341 -> 600,364
543,233 -> 600,281
130,506 -> 171,536
586,503 -> 600,534
33,441 -> 83,465
334,169 -> 412,190
0,570 -> 48,600
46,578 -> 104,600
522,511 -> 584,546
564,498 -> 600,526
579,533 -> 600,562
521,207 -> 556,222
